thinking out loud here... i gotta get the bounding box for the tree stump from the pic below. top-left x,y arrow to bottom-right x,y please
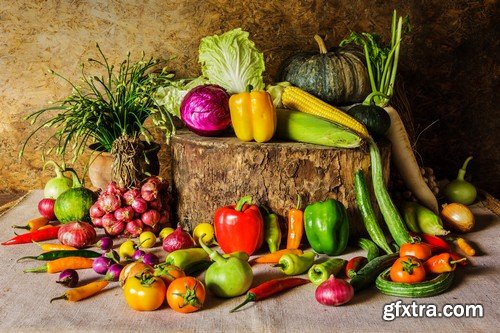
170,130 -> 391,237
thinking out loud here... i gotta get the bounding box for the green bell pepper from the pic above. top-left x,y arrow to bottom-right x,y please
304,198 -> 349,256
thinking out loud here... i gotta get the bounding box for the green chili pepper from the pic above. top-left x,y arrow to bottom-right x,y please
264,208 -> 281,253
274,251 -> 315,275
307,258 -> 346,285
164,248 -> 209,270
17,249 -> 101,262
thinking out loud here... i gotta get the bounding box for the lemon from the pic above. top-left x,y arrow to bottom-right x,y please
139,231 -> 157,248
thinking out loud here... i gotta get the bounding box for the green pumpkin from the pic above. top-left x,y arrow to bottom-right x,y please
277,35 -> 371,106
347,104 -> 391,136
54,171 -> 97,223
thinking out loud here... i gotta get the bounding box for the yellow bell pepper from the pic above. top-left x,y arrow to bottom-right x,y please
229,90 -> 277,143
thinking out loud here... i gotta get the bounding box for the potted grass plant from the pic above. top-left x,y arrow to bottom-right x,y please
20,44 -> 176,189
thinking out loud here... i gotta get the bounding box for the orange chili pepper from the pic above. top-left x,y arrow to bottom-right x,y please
423,253 -> 467,274
12,217 -> 49,232
456,237 -> 476,256
253,248 -> 303,264
23,256 -> 94,273
51,279 -> 109,302
286,195 -> 303,249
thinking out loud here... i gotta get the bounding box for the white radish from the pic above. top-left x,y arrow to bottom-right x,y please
384,105 -> 439,213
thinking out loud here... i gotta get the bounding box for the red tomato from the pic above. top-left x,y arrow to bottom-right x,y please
166,277 -> 206,313
390,256 -> 426,284
399,243 -> 432,261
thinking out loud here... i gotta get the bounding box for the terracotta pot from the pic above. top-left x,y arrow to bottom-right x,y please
88,142 -> 161,190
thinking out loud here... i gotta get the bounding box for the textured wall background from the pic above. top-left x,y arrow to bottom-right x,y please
1,0 -> 498,196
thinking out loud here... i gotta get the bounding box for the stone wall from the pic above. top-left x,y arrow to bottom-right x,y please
1,0 -> 498,196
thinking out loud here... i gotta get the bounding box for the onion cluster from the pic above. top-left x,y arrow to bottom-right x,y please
90,177 -> 172,237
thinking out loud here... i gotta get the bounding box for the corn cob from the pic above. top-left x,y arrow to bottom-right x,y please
275,108 -> 362,148
282,86 -> 370,138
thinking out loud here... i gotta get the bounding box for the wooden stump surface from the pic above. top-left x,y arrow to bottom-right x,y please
170,130 -> 391,237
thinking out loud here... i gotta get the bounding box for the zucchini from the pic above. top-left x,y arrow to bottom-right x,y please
376,267 -> 454,297
350,253 -> 399,292
358,237 -> 380,261
369,140 -> 413,246
354,170 -> 394,254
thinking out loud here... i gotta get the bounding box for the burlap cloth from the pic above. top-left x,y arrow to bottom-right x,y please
0,191 -> 498,332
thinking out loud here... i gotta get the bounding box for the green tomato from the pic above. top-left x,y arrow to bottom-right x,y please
119,240 -> 136,259
159,227 -> 175,240
139,231 -> 157,248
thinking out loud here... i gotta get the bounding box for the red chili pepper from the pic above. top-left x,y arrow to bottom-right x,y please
423,253 -> 467,274
450,252 -> 469,266
1,226 -> 60,245
345,256 -> 368,278
214,195 -> 264,256
418,234 -> 451,252
230,277 -> 310,312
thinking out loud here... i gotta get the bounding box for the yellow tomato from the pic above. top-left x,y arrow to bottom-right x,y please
193,223 -> 215,245
139,231 -> 157,248
159,227 -> 175,240
123,273 -> 166,311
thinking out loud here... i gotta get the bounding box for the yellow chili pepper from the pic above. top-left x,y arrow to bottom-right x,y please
50,279 -> 109,302
32,241 -> 78,252
229,88 -> 277,143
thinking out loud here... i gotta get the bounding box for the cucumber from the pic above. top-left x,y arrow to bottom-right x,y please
376,267 -> 454,298
350,253 -> 399,292
354,170 -> 393,254
358,237 -> 380,261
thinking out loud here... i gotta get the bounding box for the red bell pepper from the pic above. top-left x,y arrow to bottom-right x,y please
214,196 -> 264,256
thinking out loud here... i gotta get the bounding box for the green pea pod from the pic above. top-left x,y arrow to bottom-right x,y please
264,210 -> 281,253
304,198 -> 349,256
274,251 -> 315,275
164,248 -> 209,270
308,258 -> 346,285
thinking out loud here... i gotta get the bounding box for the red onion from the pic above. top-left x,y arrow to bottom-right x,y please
89,202 -> 105,218
58,222 -> 97,249
158,211 -> 170,226
141,181 -> 158,202
104,220 -> 125,236
122,189 -> 141,206
93,256 -> 112,275
102,213 -> 118,228
141,209 -> 160,227
56,269 -> 79,288
162,225 -> 195,252
105,181 -> 126,195
131,197 -> 148,214
114,206 -> 135,222
91,217 -> 103,228
98,193 -> 122,213
125,219 -> 144,238
38,198 -> 56,220
315,275 -> 354,306
148,198 -> 163,211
